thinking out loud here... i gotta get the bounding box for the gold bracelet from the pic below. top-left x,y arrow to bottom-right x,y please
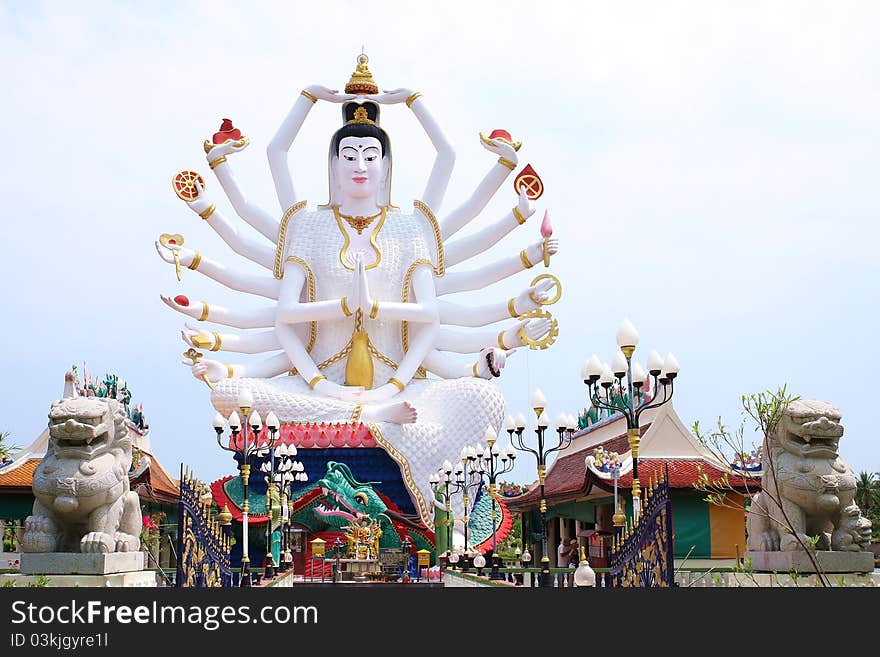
301,89 -> 318,103
210,331 -> 222,352
513,206 -> 527,225
405,91 -> 422,108
508,298 -> 518,318
472,362 -> 479,377
188,251 -> 202,270
226,364 -> 235,379
498,157 -> 516,171
498,331 -> 510,350
520,249 -> 535,269
208,156 -> 227,170
198,303 -> 210,322
199,203 -> 216,221
341,296 -> 352,317
308,374 -> 326,390
388,377 -> 405,393
350,403 -> 363,424
369,299 -> 379,320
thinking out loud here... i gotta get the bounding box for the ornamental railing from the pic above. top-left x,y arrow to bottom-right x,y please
176,465 -> 233,587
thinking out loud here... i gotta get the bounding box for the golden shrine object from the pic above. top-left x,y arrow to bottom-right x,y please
345,53 -> 379,95
183,347 -> 213,390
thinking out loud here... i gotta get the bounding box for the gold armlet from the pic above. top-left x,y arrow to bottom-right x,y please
498,331 -> 510,350
498,157 -> 516,171
507,298 -> 518,318
188,251 -> 202,270
520,249 -> 535,269
198,303 -> 210,322
472,362 -> 479,378
226,364 -> 235,379
308,374 -> 326,390
341,296 -> 353,317
405,92 -> 422,108
350,403 -> 364,424
199,203 -> 216,220
369,299 -> 379,320
301,89 -> 318,103
388,377 -> 405,393
210,331 -> 222,352
208,156 -> 227,170
513,206 -> 527,225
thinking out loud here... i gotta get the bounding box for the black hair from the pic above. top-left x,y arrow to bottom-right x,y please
330,102 -> 391,160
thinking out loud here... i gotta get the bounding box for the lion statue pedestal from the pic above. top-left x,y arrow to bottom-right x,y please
18,391 -> 154,585
745,399 -> 873,574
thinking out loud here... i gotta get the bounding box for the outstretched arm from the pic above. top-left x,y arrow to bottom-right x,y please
444,187 -> 535,268
155,242 -> 280,300
357,259 -> 438,324
372,89 -> 455,211
185,180 -> 275,270
188,352 -> 291,384
439,136 -> 519,239
422,347 -> 513,380
435,317 -> 551,353
159,295 -> 276,329
276,259 -> 358,324
435,238 -> 557,297
438,278 -> 557,327
267,85 -> 354,211
205,138 -> 279,242
181,324 -> 281,354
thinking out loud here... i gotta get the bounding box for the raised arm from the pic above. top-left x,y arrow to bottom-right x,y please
437,278 -> 557,327
421,347 -> 513,380
155,242 -> 280,300
444,187 -> 535,268
276,259 -> 357,324
159,295 -> 276,329
204,138 -> 279,242
356,259 -> 437,324
439,136 -> 519,239
267,85 -> 354,211
435,317 -> 551,353
372,89 -> 455,211
189,352 -> 292,384
184,180 -> 275,270
435,238 -> 557,297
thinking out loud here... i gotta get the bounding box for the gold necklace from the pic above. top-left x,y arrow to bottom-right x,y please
338,208 -> 384,235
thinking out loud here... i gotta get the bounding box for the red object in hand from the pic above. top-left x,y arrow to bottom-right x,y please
213,118 -> 242,144
489,129 -> 512,142
514,164 -> 544,200
174,295 -> 190,307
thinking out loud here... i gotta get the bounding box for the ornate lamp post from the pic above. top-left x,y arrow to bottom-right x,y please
429,459 -> 457,569
400,535 -> 413,582
479,425 -> 516,580
212,387 -> 260,587
451,445 -> 484,573
581,319 -> 679,523
258,412 -> 281,579
508,391 -> 576,588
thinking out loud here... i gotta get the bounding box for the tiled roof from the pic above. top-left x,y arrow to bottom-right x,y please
0,459 -> 40,489
615,458 -> 760,490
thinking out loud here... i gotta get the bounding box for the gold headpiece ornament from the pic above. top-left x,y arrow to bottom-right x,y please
345,53 -> 379,95
346,106 -> 376,126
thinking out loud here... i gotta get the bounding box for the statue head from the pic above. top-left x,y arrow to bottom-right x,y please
325,101 -> 392,207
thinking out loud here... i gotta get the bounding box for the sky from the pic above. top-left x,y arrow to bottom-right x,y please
1,1 -> 878,489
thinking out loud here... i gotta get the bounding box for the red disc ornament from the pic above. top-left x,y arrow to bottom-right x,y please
172,171 -> 205,202
174,295 -> 190,307
514,164 -> 543,200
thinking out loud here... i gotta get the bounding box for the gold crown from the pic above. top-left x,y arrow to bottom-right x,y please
346,106 -> 376,125
345,53 -> 379,95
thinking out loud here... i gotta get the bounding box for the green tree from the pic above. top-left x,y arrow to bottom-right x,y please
0,432 -> 18,463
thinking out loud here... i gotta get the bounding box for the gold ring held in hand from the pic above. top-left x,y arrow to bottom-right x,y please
528,273 -> 562,306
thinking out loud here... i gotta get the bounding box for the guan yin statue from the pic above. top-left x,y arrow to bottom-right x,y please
156,55 -> 561,529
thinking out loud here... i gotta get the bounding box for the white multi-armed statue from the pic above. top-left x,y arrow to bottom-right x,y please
156,55 -> 561,526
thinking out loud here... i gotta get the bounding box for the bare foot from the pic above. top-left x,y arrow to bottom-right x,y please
361,401 -> 418,425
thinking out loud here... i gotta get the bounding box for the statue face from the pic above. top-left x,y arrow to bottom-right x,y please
334,136 -> 384,201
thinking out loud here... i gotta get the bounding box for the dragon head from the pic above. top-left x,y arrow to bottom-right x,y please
314,461 -> 387,529
47,397 -> 129,460
775,399 -> 843,460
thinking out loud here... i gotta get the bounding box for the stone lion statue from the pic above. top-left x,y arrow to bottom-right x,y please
746,399 -> 872,553
21,396 -> 142,553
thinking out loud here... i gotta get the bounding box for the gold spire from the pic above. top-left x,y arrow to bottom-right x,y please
345,53 -> 379,95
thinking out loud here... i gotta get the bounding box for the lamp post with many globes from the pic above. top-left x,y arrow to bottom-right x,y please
454,444 -> 485,572
212,387 -> 261,587
581,319 -> 679,524
508,391 -> 577,588
256,413 -> 281,579
478,426 -> 517,580
429,459 -> 461,570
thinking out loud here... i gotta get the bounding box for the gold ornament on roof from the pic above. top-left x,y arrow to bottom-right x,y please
345,53 -> 379,95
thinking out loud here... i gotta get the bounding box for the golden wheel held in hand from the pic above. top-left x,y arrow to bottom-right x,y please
172,170 -> 206,201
